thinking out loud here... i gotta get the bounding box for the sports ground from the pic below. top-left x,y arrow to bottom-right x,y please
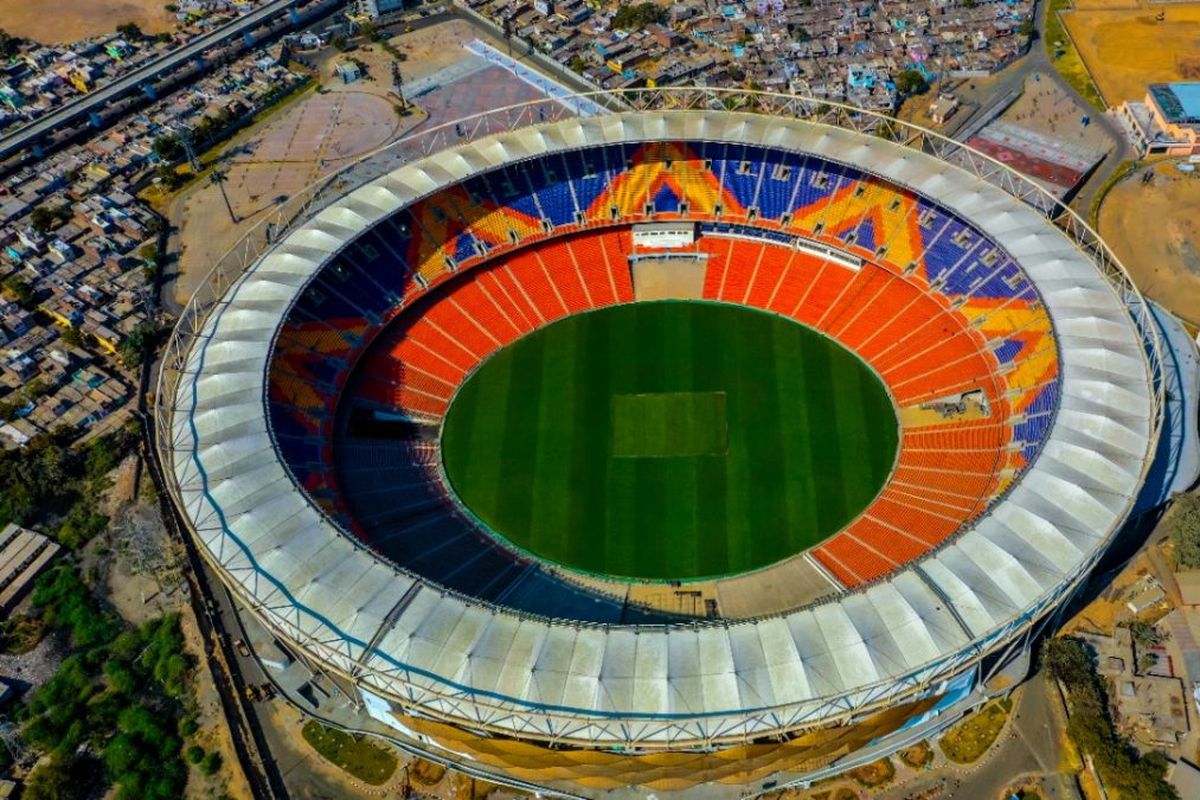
441,301 -> 899,581
1061,1 -> 1200,105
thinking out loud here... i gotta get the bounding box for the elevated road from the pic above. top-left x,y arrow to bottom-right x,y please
0,0 -> 343,163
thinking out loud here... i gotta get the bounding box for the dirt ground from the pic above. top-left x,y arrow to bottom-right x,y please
0,0 -> 173,43
166,18 -> 495,309
1063,2 -> 1200,104
1074,0 -> 1143,8
180,610 -> 255,800
170,84 -> 414,307
392,18 -> 486,80
1099,162 -> 1200,325
996,72 -> 1113,153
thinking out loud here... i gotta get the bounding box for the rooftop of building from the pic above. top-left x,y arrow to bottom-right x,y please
1150,82 -> 1200,124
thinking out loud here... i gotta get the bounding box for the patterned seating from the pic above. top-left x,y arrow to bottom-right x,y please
262,140 -> 1061,597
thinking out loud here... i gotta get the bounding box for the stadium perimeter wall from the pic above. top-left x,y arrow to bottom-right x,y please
153,90 -> 1168,795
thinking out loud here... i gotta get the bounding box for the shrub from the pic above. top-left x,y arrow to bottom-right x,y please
1170,493 -> 1200,569
199,751 -> 222,776
612,3 -> 665,30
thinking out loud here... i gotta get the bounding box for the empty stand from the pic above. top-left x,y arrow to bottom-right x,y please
259,140 -> 1062,596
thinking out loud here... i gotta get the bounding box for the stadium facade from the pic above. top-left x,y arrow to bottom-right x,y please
156,91 -> 1199,797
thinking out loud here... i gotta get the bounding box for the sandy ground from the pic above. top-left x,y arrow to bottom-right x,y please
1063,2 -> 1200,104
167,18 -> 524,310
997,72 -> 1113,153
171,82 -> 413,307
181,610 -> 255,800
393,18 -> 487,80
1099,162 -> 1200,325
0,0 -> 173,43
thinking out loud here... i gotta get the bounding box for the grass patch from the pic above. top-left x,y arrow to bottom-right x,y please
408,757 -> 446,786
899,740 -> 934,769
301,722 -> 397,785
0,614 -> 45,655
441,301 -> 898,580
849,757 -> 896,788
611,391 -> 727,457
938,698 -> 1013,764
1044,0 -> 1106,110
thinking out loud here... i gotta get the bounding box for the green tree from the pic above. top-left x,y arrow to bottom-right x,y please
788,24 -> 810,41
1170,492 -> 1200,568
118,321 -> 160,368
56,504 -> 108,550
31,566 -> 121,648
60,325 -> 83,348
22,753 -> 90,800
199,751 -> 222,776
0,29 -> 24,60
2,275 -> 35,308
155,164 -> 183,190
612,3 -> 666,30
30,205 -> 64,234
116,22 -> 144,39
1043,636 -> 1094,687
894,69 -> 928,96
104,659 -> 137,694
1018,18 -> 1035,38
1129,620 -> 1165,648
152,134 -> 184,162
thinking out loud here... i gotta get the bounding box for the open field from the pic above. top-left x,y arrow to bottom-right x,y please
1099,163 -> 1200,325
301,722 -> 397,786
169,85 -> 410,306
166,18 -> 559,311
441,301 -> 899,581
938,698 -> 1014,764
1046,0 -> 1106,109
1063,1 -> 1200,105
0,0 -> 173,43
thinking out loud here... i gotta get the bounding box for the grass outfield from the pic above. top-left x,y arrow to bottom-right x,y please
441,301 -> 898,580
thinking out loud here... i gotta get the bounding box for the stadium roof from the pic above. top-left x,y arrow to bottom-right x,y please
167,109 -> 1156,745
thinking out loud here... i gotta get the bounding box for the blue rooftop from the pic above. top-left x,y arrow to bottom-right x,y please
1151,82 -> 1200,123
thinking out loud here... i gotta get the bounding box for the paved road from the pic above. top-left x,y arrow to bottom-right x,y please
878,673 -> 1078,800
0,0 -> 342,162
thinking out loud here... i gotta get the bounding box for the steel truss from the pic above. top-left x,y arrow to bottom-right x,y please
152,88 -> 1166,750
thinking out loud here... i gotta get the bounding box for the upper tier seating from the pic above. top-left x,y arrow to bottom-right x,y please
264,141 -> 1060,593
